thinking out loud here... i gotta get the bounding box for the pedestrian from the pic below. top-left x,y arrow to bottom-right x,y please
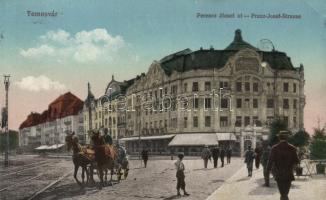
170,148 -> 175,160
267,130 -> 299,200
211,145 -> 220,168
261,143 -> 271,187
103,128 -> 113,145
254,146 -> 262,169
174,153 -> 189,196
201,145 -> 211,168
141,148 -> 149,168
226,146 -> 232,164
244,145 -> 255,177
220,147 -> 225,167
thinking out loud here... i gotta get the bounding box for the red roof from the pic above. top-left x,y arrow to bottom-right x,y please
19,92 -> 83,130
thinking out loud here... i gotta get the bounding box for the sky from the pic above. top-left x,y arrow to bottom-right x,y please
0,0 -> 325,133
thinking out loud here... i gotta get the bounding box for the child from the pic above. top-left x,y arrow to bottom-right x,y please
174,153 -> 189,196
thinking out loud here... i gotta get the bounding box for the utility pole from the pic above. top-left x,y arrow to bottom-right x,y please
4,75 -> 10,167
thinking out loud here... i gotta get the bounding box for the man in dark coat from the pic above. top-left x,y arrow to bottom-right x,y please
211,146 -> 220,168
141,148 -> 149,168
244,145 -> 255,177
201,145 -> 211,168
267,131 -> 299,200
254,146 -> 262,169
103,128 -> 113,145
226,147 -> 232,164
220,147 -> 225,167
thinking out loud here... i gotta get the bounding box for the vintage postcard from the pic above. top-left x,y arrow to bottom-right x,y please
0,0 -> 326,200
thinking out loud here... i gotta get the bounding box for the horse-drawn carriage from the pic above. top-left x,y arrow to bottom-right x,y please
65,131 -> 129,189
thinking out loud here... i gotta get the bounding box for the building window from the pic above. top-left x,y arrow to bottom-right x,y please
235,116 -> 242,127
293,99 -> 297,109
193,116 -> 198,128
283,116 -> 289,127
293,83 -> 297,93
184,117 -> 188,128
293,116 -> 297,128
193,98 -> 199,109
219,81 -> 228,89
245,82 -> 250,91
267,116 -> 274,126
205,116 -> 211,127
164,120 -> 167,128
236,82 -> 242,92
267,99 -> 274,108
220,116 -> 228,127
192,82 -> 199,92
236,98 -> 242,108
253,99 -> 258,108
171,85 -> 178,95
244,116 -> 250,126
244,98 -> 250,108
184,83 -> 187,92
205,81 -> 211,91
204,98 -> 211,109
221,98 -> 229,108
164,87 -> 168,94
283,99 -> 289,109
253,82 -> 259,92
253,116 -> 260,126
283,82 -> 289,92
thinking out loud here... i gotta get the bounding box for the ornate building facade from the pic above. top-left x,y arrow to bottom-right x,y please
122,29 -> 305,155
84,29 -> 305,155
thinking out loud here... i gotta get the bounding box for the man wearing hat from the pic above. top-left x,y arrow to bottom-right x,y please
267,130 -> 299,200
174,153 -> 189,196
244,145 -> 255,177
211,145 -> 220,168
201,145 -> 211,168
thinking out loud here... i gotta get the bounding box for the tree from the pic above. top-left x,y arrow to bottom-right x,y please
310,127 -> 326,160
268,117 -> 288,146
0,130 -> 19,152
289,130 -> 310,147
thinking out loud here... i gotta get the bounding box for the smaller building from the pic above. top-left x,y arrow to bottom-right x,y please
19,92 -> 84,150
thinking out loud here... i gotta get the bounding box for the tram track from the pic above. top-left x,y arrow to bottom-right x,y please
0,161 -> 51,177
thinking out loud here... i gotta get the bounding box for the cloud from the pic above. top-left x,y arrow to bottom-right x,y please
20,28 -> 125,63
20,45 -> 54,58
15,75 -> 66,92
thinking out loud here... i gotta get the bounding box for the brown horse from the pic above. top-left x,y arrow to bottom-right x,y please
91,132 -> 117,189
65,133 -> 95,186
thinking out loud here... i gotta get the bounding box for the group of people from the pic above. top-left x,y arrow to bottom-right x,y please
243,131 -> 299,200
201,145 -> 233,168
173,131 -> 299,200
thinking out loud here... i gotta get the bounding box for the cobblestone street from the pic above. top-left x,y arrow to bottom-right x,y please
0,155 -> 243,200
39,157 -> 243,200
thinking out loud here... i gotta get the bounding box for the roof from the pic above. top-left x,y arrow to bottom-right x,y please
160,29 -> 295,75
168,133 -> 218,146
120,134 -> 175,141
20,92 -> 83,130
225,29 -> 259,51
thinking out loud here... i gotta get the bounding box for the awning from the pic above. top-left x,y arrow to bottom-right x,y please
47,144 -> 65,150
120,134 -> 175,142
216,133 -> 237,141
35,145 -> 50,150
168,133 -> 218,146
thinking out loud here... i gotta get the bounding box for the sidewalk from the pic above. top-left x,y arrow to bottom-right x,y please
206,165 -> 326,200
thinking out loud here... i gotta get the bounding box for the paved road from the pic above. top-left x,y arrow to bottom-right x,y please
37,157 -> 243,200
0,155 -> 244,200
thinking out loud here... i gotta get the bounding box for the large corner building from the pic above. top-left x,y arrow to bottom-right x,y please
84,29 -> 305,155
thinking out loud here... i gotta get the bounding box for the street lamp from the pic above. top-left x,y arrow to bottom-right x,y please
3,75 -> 10,167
